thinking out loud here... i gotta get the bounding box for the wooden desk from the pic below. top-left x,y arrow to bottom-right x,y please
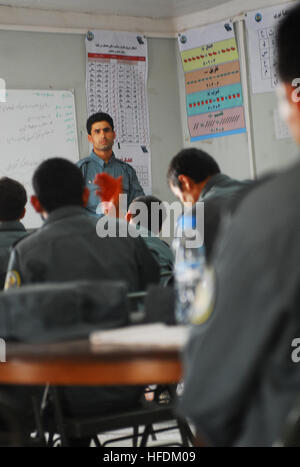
0,340 -> 182,386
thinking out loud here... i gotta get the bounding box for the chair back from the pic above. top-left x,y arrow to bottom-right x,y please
0,280 -> 129,343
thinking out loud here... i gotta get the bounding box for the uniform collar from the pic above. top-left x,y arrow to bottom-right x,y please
200,174 -> 224,199
43,206 -> 88,226
90,150 -> 116,168
0,220 -> 26,231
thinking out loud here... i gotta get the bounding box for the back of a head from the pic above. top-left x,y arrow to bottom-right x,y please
86,112 -> 114,134
129,195 -> 166,235
0,177 -> 27,221
32,158 -> 85,213
276,4 -> 300,84
167,148 -> 220,189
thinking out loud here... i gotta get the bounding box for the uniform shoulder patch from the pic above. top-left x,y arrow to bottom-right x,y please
190,266 -> 215,325
4,270 -> 21,290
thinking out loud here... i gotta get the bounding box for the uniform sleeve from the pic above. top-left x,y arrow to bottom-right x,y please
128,167 -> 145,205
4,249 -> 23,290
134,236 -> 160,290
179,214 -> 290,446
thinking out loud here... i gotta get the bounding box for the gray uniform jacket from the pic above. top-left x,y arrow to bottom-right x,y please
77,151 -> 144,216
4,206 -> 159,418
188,174 -> 256,261
0,220 -> 27,289
6,206 -> 159,292
180,161 -> 300,446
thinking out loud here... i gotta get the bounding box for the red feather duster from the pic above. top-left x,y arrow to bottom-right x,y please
94,173 -> 123,205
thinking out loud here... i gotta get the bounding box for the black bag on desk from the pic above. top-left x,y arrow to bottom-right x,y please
0,280 -> 129,343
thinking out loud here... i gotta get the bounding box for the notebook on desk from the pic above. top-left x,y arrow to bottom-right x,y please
89,323 -> 189,349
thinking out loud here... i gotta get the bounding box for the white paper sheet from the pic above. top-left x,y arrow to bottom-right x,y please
273,108 -> 291,140
245,3 -> 294,94
85,30 -> 152,194
90,324 -> 189,349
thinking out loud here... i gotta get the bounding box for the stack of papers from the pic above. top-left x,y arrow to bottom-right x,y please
89,323 -> 189,349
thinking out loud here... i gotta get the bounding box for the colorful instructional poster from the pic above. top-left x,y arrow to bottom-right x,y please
178,21 -> 246,141
85,30 -> 151,194
245,2 -> 294,94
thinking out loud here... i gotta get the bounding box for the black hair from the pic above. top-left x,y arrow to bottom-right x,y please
167,147 -> 220,189
129,195 -> 166,235
0,177 -> 27,221
276,4 -> 300,83
32,158 -> 85,213
86,112 -> 114,134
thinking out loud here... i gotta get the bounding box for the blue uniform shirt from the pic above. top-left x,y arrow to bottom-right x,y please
77,150 -> 144,216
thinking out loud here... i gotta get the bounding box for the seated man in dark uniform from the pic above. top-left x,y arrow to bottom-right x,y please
180,3 -> 300,446
0,177 -> 27,288
3,158 -> 159,443
77,112 -> 144,216
126,195 -> 174,283
167,148 -> 254,260
5,158 -> 158,292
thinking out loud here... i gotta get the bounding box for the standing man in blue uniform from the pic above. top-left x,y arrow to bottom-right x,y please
77,112 -> 144,216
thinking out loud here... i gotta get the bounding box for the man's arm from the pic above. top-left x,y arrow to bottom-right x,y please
128,166 -> 145,205
179,212 -> 289,446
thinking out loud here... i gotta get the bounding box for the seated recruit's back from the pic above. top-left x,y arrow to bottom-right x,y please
5,206 -> 160,292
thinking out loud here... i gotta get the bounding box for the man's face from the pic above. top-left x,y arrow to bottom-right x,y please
88,120 -> 116,152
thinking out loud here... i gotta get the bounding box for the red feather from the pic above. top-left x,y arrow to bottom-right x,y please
94,173 -> 123,203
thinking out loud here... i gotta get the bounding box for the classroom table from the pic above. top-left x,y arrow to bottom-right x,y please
0,339 -> 183,386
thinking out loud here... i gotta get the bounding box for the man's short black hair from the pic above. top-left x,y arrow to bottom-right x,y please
129,195 -> 166,235
276,3 -> 300,83
0,177 -> 27,221
167,148 -> 220,189
86,112 -> 114,134
32,158 -> 85,213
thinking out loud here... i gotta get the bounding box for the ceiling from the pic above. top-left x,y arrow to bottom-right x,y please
0,0 -> 233,18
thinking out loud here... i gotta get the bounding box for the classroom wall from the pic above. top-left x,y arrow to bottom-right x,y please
1,5 -> 299,203
0,30 -> 183,204
175,0 -> 299,181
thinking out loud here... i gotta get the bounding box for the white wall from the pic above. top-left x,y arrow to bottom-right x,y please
0,30 -> 183,204
1,0 -> 299,199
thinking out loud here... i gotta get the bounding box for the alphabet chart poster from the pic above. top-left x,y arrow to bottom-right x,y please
245,2 -> 294,94
85,30 -> 151,194
178,20 -> 246,141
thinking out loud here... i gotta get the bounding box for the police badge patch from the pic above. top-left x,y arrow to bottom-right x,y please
4,270 -> 21,290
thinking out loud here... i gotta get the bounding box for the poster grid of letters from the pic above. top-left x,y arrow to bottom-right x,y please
178,21 -> 246,141
245,2 -> 294,94
85,30 -> 152,194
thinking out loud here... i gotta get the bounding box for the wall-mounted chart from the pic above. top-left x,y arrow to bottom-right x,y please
85,30 -> 151,194
178,20 -> 246,141
245,2 -> 294,94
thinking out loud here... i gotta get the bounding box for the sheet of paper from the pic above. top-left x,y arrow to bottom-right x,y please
90,323 -> 189,349
273,108 -> 291,140
178,20 -> 246,141
245,3 -> 294,94
85,30 -> 152,194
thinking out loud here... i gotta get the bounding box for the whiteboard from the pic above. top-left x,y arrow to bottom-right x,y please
0,89 -> 79,228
